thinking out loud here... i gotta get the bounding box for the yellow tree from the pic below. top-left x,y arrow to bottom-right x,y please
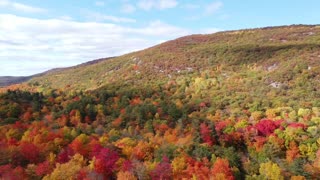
259,161 -> 284,180
172,155 -> 187,179
43,154 -> 86,180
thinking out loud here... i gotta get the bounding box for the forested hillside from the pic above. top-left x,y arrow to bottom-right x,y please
0,76 -> 32,87
1,25 -> 320,179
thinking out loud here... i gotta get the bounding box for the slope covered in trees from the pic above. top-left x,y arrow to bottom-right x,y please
0,58 -> 111,87
1,25 -> 320,179
4,25 -> 318,92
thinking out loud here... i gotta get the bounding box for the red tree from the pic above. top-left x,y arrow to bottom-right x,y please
20,142 -> 40,163
94,148 -> 119,177
150,156 -> 172,180
57,147 -> 74,163
200,123 -> 214,146
254,119 -> 283,136
36,160 -> 53,177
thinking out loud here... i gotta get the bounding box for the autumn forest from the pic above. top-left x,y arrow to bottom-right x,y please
1,25 -> 320,179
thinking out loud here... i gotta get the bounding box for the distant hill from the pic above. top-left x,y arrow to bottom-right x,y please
22,25 -> 319,87
0,76 -> 32,87
2,25 -> 320,109
0,58 -> 113,87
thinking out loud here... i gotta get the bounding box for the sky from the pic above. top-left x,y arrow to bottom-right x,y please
0,0 -> 319,76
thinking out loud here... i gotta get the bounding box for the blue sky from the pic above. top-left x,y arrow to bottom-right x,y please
0,0 -> 319,76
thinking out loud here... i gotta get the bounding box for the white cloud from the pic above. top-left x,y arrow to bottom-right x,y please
121,3 -> 136,13
184,1 -> 224,20
205,1 -> 223,15
87,12 -> 136,23
58,15 -> 73,21
137,0 -> 153,10
95,1 -> 105,7
0,0 -> 9,6
0,0 -> 45,13
0,14 -> 196,76
11,2 -> 45,13
131,20 -> 189,36
137,0 -> 178,10
183,3 -> 200,10
158,0 -> 178,9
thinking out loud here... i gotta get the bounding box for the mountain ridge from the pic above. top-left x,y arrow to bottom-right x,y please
0,57 -> 115,87
2,24 -> 320,94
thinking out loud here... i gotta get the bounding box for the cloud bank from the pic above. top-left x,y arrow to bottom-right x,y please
0,0 -> 223,76
0,0 -> 45,13
0,14 -> 195,76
